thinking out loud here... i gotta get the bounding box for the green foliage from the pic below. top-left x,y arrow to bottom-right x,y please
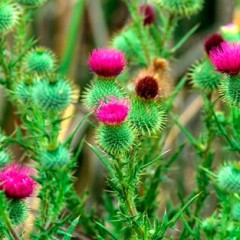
0,150 -> 10,167
130,97 -> 164,135
32,76 -> 73,112
17,0 -> 47,6
221,76 -> 240,106
83,78 -> 124,108
24,47 -> 56,74
154,0 -> 203,17
218,165 -> 240,193
0,1 -> 19,33
202,217 -> 218,237
190,59 -> 222,92
97,123 -> 135,155
232,202 -> 240,221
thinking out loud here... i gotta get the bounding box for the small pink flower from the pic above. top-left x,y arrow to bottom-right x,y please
210,42 -> 240,75
0,164 -> 37,199
88,48 -> 127,78
139,4 -> 156,26
96,97 -> 130,125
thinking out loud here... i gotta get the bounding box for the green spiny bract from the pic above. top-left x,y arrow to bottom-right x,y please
0,150 -> 10,167
17,0 -> 47,6
154,0 -> 203,17
83,78 -> 124,108
220,25 -> 240,42
232,203 -> 240,221
189,59 -> 222,92
24,47 -> 56,74
0,1 -> 19,33
218,165 -> 240,193
221,76 -> 240,106
39,144 -> 71,169
14,82 -> 32,103
97,123 -> 135,155
202,217 -> 218,237
32,76 -> 73,112
7,200 -> 28,225
112,28 -> 146,65
129,97 -> 164,135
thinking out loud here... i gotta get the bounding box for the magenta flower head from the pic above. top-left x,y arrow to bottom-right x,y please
88,48 -> 127,78
204,33 -> 224,55
210,42 -> 240,75
96,97 -> 130,125
139,4 -> 156,26
0,164 -> 37,199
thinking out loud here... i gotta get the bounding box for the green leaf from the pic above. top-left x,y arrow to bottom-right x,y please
62,217 -> 80,240
64,112 -> 92,146
87,143 -> 115,177
171,113 -> 200,150
95,221 -> 120,240
171,24 -> 200,52
168,193 -> 201,227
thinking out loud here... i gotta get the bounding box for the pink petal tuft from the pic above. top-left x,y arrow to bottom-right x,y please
210,42 -> 240,75
88,48 -> 127,78
0,164 -> 37,199
96,97 -> 130,125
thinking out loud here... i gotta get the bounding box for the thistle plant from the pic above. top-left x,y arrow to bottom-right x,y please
1,0 -> 240,239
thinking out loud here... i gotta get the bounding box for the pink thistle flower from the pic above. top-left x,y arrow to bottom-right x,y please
210,42 -> 240,75
0,164 -> 37,199
139,4 -> 156,26
88,49 -> 127,78
204,33 -> 224,55
96,97 -> 130,125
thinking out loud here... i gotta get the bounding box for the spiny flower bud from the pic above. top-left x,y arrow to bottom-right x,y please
154,0 -> 203,17
112,28 -> 146,65
139,4 -> 156,26
15,81 -> 32,103
39,144 -> 71,169
97,123 -> 134,155
32,77 -> 73,112
83,79 -> 124,108
218,164 -> 240,193
0,164 -> 36,199
210,42 -> 240,75
221,23 -> 240,42
96,97 -> 130,125
232,203 -> 240,221
17,0 -> 47,6
0,150 -> 10,167
24,47 -> 56,74
135,76 -> 159,100
221,75 -> 240,105
0,1 -> 19,33
204,33 -> 224,55
88,48 -> 127,78
7,200 -> 28,225
130,97 -> 164,135
189,59 -> 222,91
